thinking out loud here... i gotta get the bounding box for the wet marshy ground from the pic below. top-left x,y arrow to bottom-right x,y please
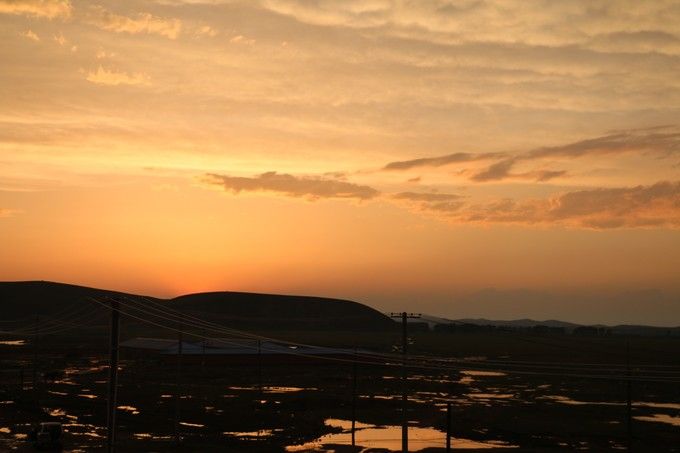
1,338 -> 679,452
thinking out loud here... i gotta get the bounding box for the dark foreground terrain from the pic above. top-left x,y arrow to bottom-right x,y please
1,328 -> 679,452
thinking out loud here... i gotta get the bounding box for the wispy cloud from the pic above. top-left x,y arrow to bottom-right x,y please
471,126 -> 679,182
53,31 -> 66,46
0,0 -> 71,19
87,6 -> 182,40
459,180 -> 680,229
388,126 -> 679,183
470,159 -> 567,182
383,152 -> 504,171
194,24 -> 218,38
86,66 -> 150,86
20,29 -> 40,41
204,171 -> 379,200
392,191 -> 465,215
526,127 -> 680,160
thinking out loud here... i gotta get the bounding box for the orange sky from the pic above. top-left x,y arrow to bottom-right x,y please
1,0 -> 679,325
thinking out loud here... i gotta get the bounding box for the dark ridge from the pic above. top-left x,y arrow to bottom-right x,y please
0,281 -> 157,320
168,291 -> 395,330
0,281 -> 394,331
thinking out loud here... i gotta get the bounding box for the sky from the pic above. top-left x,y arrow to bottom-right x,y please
1,0 -> 679,325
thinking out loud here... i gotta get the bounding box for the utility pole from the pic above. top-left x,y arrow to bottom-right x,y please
175,324 -> 183,445
389,312 -> 421,453
106,299 -> 120,453
446,402 -> 452,453
201,329 -> 206,374
626,340 -> 632,452
351,346 -> 358,447
32,315 -> 39,397
257,339 -> 263,399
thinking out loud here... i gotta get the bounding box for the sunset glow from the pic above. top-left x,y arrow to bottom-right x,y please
1,0 -> 679,324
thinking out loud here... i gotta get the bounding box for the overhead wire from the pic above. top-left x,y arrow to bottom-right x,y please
87,296 -> 680,384
113,295 -> 680,377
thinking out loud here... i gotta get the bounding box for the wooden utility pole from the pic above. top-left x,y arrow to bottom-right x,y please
257,339 -> 263,398
106,299 -> 120,453
201,329 -> 206,373
351,346 -> 358,447
626,340 -> 632,452
446,402 -> 452,452
389,312 -> 421,453
32,315 -> 39,396
175,326 -> 183,445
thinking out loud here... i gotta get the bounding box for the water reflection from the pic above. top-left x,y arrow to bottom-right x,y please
634,414 -> 680,427
461,370 -> 507,377
223,429 -> 282,438
117,405 -> 140,415
0,340 -> 25,346
285,419 -> 518,451
179,422 -> 204,428
538,395 -> 623,406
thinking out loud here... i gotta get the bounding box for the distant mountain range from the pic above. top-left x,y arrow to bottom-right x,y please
408,314 -> 680,336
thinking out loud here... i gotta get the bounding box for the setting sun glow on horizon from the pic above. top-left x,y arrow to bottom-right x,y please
1,0 -> 679,326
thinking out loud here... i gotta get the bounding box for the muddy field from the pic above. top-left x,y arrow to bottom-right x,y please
1,332 -> 679,452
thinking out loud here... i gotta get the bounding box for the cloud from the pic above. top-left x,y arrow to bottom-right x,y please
383,152 -> 504,171
460,180 -> 680,229
469,126 -> 678,182
204,171 -> 379,200
85,66 -> 150,86
0,0 -> 71,19
53,32 -> 66,46
526,127 -> 680,160
20,29 -> 40,41
229,34 -> 255,45
393,192 -> 462,202
87,6 -> 182,40
194,25 -> 218,37
392,191 -> 465,215
470,158 -> 516,182
471,159 -> 566,182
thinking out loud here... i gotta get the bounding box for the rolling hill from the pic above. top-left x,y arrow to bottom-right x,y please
0,281 -> 394,331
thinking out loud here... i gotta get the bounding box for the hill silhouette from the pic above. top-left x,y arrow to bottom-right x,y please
0,281 -> 394,331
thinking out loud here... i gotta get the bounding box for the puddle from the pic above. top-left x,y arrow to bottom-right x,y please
223,429 -> 282,438
70,431 -> 103,438
538,395 -> 623,406
466,393 -> 514,400
634,414 -> 680,427
179,422 -> 204,428
48,390 -> 68,396
636,402 -> 680,410
134,433 -> 173,440
264,386 -> 316,393
461,370 -> 506,377
326,419 -> 377,430
285,419 -> 518,451
78,394 -> 98,399
117,405 -> 140,415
